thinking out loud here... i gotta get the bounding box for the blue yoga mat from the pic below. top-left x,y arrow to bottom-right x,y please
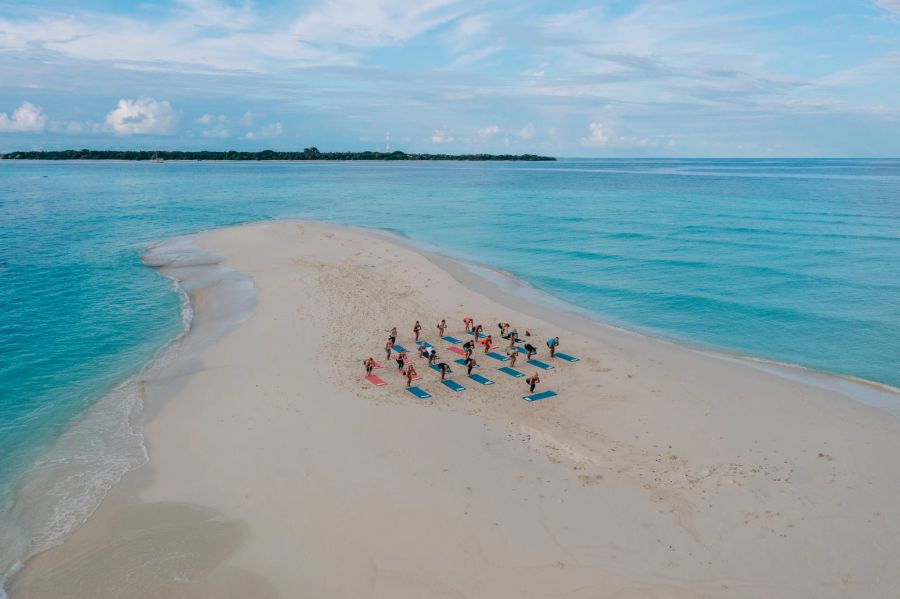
555,352 -> 579,362
523,390 -> 557,402
528,359 -> 555,370
392,345 -> 407,353
453,358 -> 477,368
498,366 -> 524,378
429,364 -> 442,372
441,380 -> 465,392
485,352 -> 508,362
416,340 -> 435,349
468,373 -> 494,385
441,335 -> 462,344
406,386 -> 432,399
467,331 -> 486,338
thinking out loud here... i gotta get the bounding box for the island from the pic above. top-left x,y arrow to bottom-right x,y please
0,148 -> 556,161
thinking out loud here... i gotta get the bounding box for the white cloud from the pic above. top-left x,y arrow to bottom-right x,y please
0,101 -> 48,132
240,111 -> 256,126
258,122 -> 283,138
243,121 -> 282,139
197,113 -> 225,125
582,121 -> 610,145
105,98 -> 176,135
431,128 -> 454,143
292,0 -> 463,49
877,0 -> 900,15
477,125 -> 499,139
202,127 -> 230,138
518,122 -> 535,140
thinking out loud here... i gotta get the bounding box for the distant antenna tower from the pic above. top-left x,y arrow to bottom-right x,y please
385,132 -> 392,152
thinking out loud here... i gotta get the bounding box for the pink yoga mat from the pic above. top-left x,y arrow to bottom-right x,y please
366,375 -> 386,386
448,347 -> 465,356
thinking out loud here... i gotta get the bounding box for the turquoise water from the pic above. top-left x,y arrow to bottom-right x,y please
1,158 -> 899,584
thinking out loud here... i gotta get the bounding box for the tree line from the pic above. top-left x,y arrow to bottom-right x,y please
0,148 -> 556,161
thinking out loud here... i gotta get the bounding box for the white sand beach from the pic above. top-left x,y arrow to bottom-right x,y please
11,221 -> 900,598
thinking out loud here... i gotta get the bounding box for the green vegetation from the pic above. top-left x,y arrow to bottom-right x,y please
0,148 -> 555,161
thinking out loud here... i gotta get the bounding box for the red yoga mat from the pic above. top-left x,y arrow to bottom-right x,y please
366,375 -> 386,386
447,346 -> 465,356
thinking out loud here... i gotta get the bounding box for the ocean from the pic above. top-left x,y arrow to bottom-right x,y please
1,158 -> 899,590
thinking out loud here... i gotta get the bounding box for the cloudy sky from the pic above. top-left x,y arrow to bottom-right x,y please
1,0 -> 899,156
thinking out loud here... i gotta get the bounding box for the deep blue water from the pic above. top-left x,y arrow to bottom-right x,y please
1,158 -> 899,583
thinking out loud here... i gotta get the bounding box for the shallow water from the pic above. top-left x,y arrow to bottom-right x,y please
1,158 -> 899,590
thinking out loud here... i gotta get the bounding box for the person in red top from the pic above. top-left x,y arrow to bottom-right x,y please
364,357 -> 375,376
463,317 -> 473,332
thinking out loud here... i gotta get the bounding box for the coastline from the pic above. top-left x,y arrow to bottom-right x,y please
0,235 -> 256,598
9,220 -> 900,598
361,223 -> 900,414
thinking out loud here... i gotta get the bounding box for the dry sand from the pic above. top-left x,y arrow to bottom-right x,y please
11,221 -> 900,598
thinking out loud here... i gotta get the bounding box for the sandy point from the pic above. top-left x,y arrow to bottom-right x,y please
11,221 -> 900,599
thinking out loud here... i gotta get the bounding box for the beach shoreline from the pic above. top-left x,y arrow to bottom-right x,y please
9,220 -> 900,598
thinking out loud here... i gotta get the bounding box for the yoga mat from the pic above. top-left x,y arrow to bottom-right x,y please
442,335 -> 462,344
453,359 -> 477,368
468,373 -> 494,385
485,352 -> 509,362
447,346 -> 465,356
498,367 -> 524,378
523,390 -> 557,402
441,380 -> 465,392
416,340 -> 435,349
528,359 -> 555,370
365,375 -> 386,386
555,352 -> 580,362
406,386 -> 432,399
392,345 -> 407,353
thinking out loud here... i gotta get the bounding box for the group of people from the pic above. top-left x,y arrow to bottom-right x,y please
366,317 -> 562,394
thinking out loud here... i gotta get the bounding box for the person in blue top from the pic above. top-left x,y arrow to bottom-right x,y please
547,336 -> 559,358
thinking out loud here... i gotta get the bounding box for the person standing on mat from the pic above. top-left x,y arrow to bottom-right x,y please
438,362 -> 452,380
413,321 -> 422,342
524,342 -> 537,361
463,317 -> 473,333
364,357 -> 376,376
483,335 -> 493,353
547,336 -> 559,358
465,356 -> 477,375
508,348 -> 519,368
427,347 -> 438,366
384,338 -> 393,361
463,339 -> 474,359
474,324 -> 483,338
437,319 -> 447,337
405,364 -> 417,387
526,372 -> 541,393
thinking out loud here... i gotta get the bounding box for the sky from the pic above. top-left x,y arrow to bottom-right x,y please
1,0 -> 899,156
